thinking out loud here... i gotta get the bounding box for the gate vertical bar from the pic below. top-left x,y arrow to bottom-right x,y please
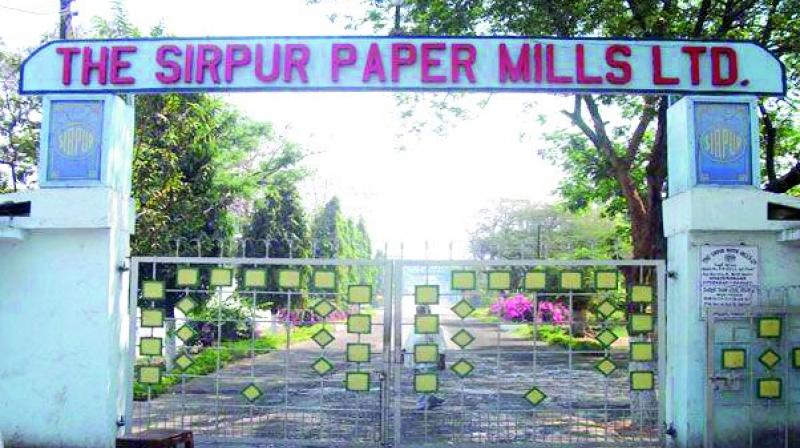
382,258 -> 394,446
656,260 -> 667,446
392,260 -> 403,444
125,259 -> 140,435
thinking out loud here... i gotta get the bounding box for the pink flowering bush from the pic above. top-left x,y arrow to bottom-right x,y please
490,293 -> 570,324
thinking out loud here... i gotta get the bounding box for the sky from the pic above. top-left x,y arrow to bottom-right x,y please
0,0 -> 568,258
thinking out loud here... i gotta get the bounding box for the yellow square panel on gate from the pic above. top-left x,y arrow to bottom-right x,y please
244,269 -> 267,287
142,281 -> 165,300
347,314 -> 372,334
757,317 -> 782,338
209,268 -> 233,286
415,285 -> 439,305
415,314 -> 440,334
630,371 -> 654,391
794,348 -> 800,369
560,272 -> 582,290
140,309 -> 164,328
629,313 -> 654,334
414,373 -> 438,393
630,342 -> 654,362
346,372 -> 370,392
348,285 -> 372,304
347,343 -> 371,363
313,270 -> 337,290
414,344 -> 439,364
631,285 -> 653,303
140,337 -> 162,356
138,366 -> 162,384
595,271 -> 618,290
488,271 -> 511,290
176,268 -> 199,287
757,378 -> 782,399
278,269 -> 301,288
524,272 -> 546,290
451,271 -> 476,290
722,348 -> 746,369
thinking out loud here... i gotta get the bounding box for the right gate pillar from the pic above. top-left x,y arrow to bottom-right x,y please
663,96 -> 800,447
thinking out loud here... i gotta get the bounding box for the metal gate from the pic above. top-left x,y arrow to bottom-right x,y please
128,256 -> 665,447
706,287 -> 800,448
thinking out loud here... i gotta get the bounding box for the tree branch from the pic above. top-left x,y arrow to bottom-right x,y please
561,95 -> 602,150
625,0 -> 650,34
765,161 -> 800,193
627,98 -> 658,163
582,96 -> 623,166
692,0 -> 711,37
759,102 -> 778,185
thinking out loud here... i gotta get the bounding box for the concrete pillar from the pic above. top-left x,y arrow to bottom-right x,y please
0,94 -> 135,447
663,96 -> 800,447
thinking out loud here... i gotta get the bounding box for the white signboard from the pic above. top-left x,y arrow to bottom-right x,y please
700,245 -> 759,317
19,36 -> 785,96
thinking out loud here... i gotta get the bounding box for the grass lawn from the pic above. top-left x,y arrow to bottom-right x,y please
134,323 -> 323,400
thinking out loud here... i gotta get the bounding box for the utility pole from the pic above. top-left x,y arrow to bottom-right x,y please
59,0 -> 75,39
390,0 -> 403,35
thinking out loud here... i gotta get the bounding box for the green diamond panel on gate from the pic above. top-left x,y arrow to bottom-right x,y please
759,348 -> 781,369
595,300 -> 616,320
594,357 -> 617,376
524,386 -> 547,406
451,329 -> 475,349
596,329 -> 618,348
241,383 -> 263,402
312,357 -> 335,376
175,297 -> 197,315
450,358 -> 475,378
312,328 -> 335,348
174,354 -> 195,371
451,299 -> 475,319
175,325 -> 198,344
312,300 -> 336,318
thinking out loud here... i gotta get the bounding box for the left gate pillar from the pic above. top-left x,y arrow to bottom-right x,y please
0,95 -> 136,447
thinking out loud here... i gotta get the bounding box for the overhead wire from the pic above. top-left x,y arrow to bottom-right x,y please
0,3 -> 69,16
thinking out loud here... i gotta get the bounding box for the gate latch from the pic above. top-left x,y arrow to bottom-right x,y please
710,373 -> 743,391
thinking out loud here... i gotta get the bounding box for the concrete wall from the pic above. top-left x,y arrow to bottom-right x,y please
0,189 -> 133,447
